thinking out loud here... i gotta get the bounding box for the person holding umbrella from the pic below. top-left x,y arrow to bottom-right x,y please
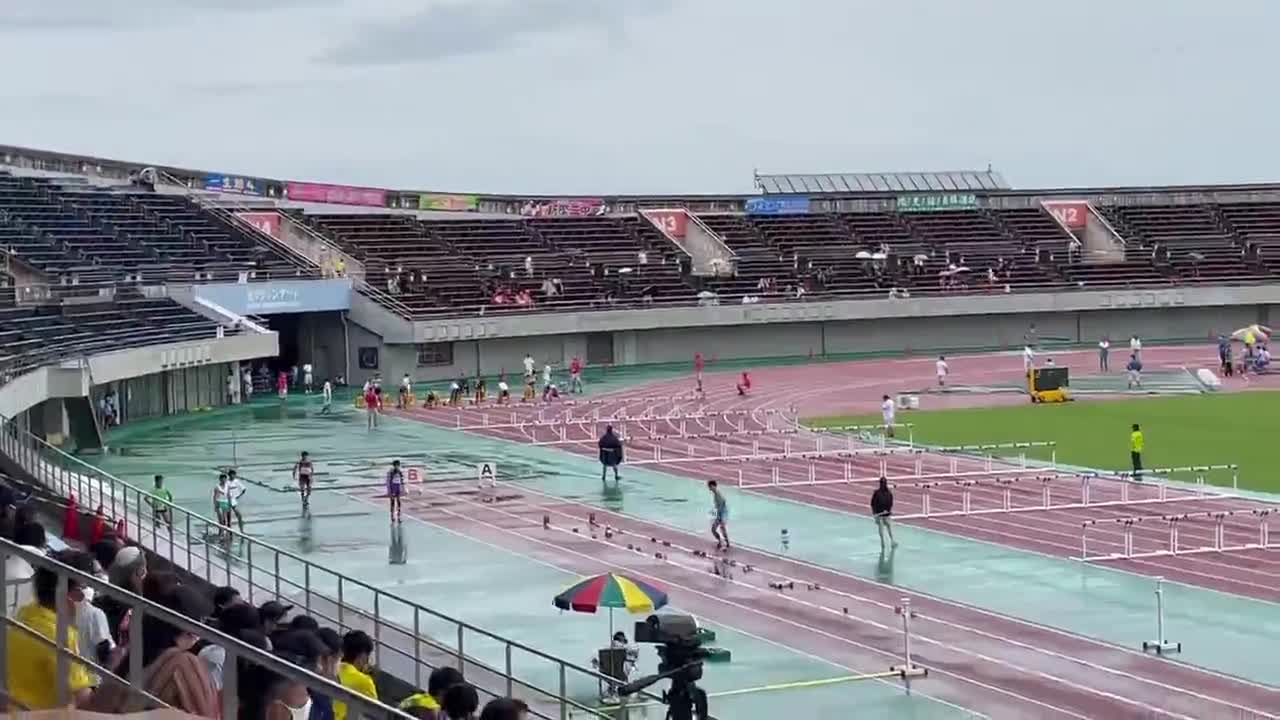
598,425 -> 623,483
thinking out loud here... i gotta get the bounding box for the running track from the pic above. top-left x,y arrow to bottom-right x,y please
344,478 -> 1279,718
396,346 -> 1280,602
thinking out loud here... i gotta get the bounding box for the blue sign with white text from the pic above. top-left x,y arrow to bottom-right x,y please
745,196 -> 810,215
193,279 -> 351,316
204,173 -> 263,196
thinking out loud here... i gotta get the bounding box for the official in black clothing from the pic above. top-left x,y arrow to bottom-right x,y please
870,477 -> 899,549
598,425 -> 624,482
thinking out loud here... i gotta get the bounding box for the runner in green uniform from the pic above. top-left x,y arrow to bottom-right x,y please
146,474 -> 174,529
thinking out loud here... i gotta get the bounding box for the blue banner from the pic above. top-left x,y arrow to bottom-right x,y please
745,196 -> 810,215
204,173 -> 264,196
194,279 -> 351,315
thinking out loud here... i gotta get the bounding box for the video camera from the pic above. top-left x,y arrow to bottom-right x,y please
623,614 -> 712,720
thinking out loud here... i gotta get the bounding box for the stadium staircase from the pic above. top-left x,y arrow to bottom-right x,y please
639,208 -> 737,277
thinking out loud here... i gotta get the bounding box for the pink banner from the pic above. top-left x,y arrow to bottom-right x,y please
238,212 -> 281,239
1043,200 -> 1089,230
286,181 -> 386,208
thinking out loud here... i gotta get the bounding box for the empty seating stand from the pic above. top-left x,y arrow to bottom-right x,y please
1097,204 -> 1266,283
0,172 -> 306,285
0,287 -> 220,382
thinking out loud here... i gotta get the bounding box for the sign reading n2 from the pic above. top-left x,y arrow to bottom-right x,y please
1043,200 -> 1089,230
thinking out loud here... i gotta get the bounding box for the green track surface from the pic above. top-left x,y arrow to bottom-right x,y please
807,391 -> 1280,491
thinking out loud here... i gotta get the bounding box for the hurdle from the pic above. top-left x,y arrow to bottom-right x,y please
736,463 -> 1040,490
893,472 -> 1235,519
634,439 -> 916,467
934,441 -> 1058,473
1079,507 -> 1277,561
1105,464 -> 1240,490
811,422 -> 915,448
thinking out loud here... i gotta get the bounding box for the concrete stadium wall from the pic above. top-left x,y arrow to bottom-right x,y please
324,303 -> 1274,384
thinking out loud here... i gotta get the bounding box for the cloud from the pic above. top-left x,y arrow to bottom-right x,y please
0,1 -> 342,31
321,0 -> 675,67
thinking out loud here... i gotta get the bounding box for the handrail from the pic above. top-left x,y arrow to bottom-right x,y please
0,539 -> 408,719
1087,203 -> 1129,248
0,415 -> 646,718
357,278 -> 417,319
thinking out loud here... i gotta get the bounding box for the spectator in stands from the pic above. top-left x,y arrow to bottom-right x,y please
480,698 -> 529,720
7,548 -> 97,709
311,627 -> 343,720
260,600 -> 295,636
334,630 -> 378,720
75,556 -> 115,674
92,585 -> 219,717
98,545 -> 146,640
524,255 -> 534,277
515,288 -> 533,306
335,257 -> 346,277
4,519 -> 47,590
200,601 -> 262,689
397,665 -> 463,719
442,683 -> 480,720
213,585 -> 241,618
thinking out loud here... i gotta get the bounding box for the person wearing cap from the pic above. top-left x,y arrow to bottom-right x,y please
199,601 -> 262,689
334,630 -> 378,720
259,600 -> 294,636
97,545 -> 146,641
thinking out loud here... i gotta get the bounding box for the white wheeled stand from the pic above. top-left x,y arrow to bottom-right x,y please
1141,577 -> 1182,655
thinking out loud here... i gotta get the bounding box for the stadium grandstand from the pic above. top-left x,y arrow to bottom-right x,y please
1,141 -> 1279,719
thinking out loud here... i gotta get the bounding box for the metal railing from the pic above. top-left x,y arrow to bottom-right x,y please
0,415 -> 650,719
0,539 -> 407,719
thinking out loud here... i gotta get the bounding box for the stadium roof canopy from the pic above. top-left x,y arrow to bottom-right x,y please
755,170 -> 1010,195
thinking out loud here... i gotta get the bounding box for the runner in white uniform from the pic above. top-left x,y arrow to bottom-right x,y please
881,394 -> 896,438
321,379 -> 333,414
1023,345 -> 1036,374
303,363 -> 314,393
935,356 -> 949,387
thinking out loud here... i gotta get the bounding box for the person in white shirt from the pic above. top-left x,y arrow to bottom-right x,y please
497,375 -> 510,404
242,368 -> 253,400
542,363 -> 553,390
226,469 -> 247,532
1023,345 -> 1035,374
1130,335 -> 1142,362
321,379 -> 333,414
880,394 -> 897,438
1098,337 -> 1111,372
302,362 -> 314,393
227,372 -> 240,404
523,353 -> 536,380
399,373 -> 412,408
935,356 -> 949,387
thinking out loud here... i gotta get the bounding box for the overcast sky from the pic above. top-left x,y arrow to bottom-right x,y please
2,0 -> 1278,195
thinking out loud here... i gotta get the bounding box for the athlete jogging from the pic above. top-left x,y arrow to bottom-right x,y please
294,451 -> 315,509
708,480 -> 730,551
386,459 -> 405,522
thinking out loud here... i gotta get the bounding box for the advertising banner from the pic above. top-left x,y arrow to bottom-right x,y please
744,196 -> 810,215
645,209 -> 688,239
896,193 -> 978,213
417,193 -> 480,212
286,181 -> 387,208
194,278 -> 352,315
519,198 -> 607,217
204,174 -> 263,196
237,212 -> 281,239
1043,200 -> 1089,230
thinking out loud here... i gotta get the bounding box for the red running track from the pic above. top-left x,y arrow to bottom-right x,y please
343,479 -> 1280,718
394,347 -> 1280,601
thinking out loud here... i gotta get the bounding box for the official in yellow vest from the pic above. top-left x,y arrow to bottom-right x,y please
1130,424 -> 1144,481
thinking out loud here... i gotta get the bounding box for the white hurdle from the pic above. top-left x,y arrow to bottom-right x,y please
1080,507 -> 1276,561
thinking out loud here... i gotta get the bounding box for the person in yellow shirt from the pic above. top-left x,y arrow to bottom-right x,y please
7,549 -> 97,709
1130,423 -> 1144,481
334,630 -> 378,720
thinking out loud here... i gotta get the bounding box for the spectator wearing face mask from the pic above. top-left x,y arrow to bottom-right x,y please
6,549 -> 97,709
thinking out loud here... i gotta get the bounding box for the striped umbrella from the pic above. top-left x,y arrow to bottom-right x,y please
554,573 -> 669,637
